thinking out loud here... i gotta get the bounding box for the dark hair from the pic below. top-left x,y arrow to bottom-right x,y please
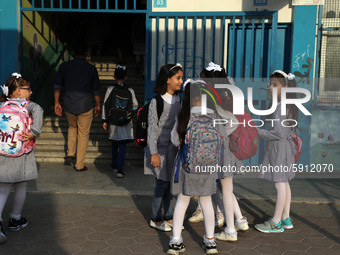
270,71 -> 298,123
73,42 -> 87,56
114,66 -> 127,80
153,64 -> 183,95
177,82 -> 202,146
1,75 -> 30,102
200,65 -> 233,111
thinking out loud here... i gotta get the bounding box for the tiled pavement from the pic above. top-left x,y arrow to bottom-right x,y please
0,162 -> 339,254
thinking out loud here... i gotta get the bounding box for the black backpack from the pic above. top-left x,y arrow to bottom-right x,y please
104,84 -> 133,126
135,95 -> 164,147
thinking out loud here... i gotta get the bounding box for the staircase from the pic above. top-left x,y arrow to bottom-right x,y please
35,56 -> 145,165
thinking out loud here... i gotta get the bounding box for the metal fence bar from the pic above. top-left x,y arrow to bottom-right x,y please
212,16 -> 216,62
184,16 -> 188,79
165,16 -> 169,65
221,16 -> 226,69
193,17 -> 197,77
228,16 -> 235,77
202,16 -> 206,71
269,12 -> 278,75
174,17 -> 178,64
250,17 -> 255,79
259,17 -> 265,78
156,17 -> 160,75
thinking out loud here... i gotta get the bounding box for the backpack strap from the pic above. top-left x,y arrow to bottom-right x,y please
154,94 -> 164,120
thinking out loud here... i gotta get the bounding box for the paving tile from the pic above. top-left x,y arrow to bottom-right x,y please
86,231 -> 113,241
307,247 -> 340,255
66,227 -> 94,236
106,236 -> 137,247
228,247 -> 262,255
128,243 -> 159,254
112,228 -> 140,238
98,246 -> 131,255
79,240 -> 109,251
49,244 -> 81,255
278,240 -> 309,252
302,237 -> 334,248
116,220 -> 145,230
255,244 -> 286,255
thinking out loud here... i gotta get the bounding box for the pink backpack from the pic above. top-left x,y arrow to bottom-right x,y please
0,100 -> 35,157
229,112 -> 258,160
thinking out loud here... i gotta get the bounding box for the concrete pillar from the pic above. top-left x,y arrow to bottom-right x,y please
0,1 -> 19,84
291,5 -> 318,164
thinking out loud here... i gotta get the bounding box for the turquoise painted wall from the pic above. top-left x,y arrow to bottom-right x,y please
291,5 -> 317,165
0,1 -> 19,84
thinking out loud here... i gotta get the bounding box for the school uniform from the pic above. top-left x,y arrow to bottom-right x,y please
171,107 -> 222,197
258,102 -> 296,182
144,93 -> 181,222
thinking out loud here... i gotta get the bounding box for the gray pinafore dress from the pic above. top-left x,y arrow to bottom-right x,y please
144,95 -> 181,181
258,103 -> 296,182
170,108 -> 220,196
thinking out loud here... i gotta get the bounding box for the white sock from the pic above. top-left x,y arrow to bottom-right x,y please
199,196 -> 215,238
172,194 -> 190,238
11,182 -> 27,217
0,183 -> 12,222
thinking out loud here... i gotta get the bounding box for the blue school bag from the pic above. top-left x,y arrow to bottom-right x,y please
183,113 -> 223,174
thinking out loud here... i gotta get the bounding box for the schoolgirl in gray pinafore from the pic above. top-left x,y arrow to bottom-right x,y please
214,105 -> 243,179
170,107 -> 219,196
258,102 -> 296,182
0,100 -> 43,183
144,94 -> 181,181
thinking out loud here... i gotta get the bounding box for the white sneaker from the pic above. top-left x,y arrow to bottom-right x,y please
168,236 -> 186,255
214,229 -> 237,242
149,220 -> 172,232
215,211 -> 224,227
235,217 -> 249,231
164,221 -> 184,230
188,209 -> 204,223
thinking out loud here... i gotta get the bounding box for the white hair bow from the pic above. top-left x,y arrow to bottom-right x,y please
12,72 -> 22,79
170,63 -> 183,71
205,62 -> 222,72
287,73 -> 295,80
1,84 -> 8,96
116,65 -> 126,70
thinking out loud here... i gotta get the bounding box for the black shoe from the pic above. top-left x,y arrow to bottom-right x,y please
202,236 -> 218,254
64,156 -> 75,165
0,222 -> 7,244
8,217 -> 28,232
167,242 -> 185,254
116,169 -> 125,178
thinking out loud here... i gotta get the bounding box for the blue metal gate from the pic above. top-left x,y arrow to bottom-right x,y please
145,11 -> 292,165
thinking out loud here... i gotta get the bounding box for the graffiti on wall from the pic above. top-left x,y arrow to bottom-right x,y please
293,44 -> 314,85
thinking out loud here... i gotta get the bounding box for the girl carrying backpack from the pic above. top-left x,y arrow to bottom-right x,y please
0,73 -> 43,243
168,80 -> 223,255
145,64 -> 183,232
